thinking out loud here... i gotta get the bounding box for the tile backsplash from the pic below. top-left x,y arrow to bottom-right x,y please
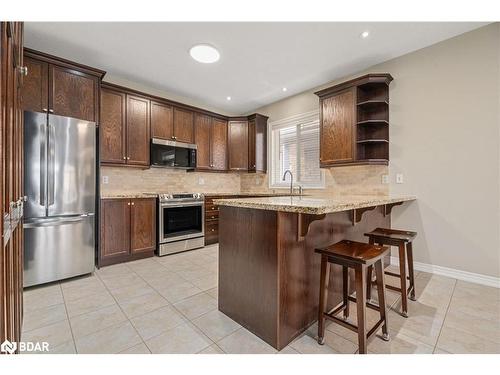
101,165 -> 388,197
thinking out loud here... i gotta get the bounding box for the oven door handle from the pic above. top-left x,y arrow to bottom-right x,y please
160,203 -> 204,209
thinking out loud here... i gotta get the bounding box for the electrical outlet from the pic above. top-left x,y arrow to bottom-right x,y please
102,175 -> 109,184
255,177 -> 260,186
396,173 -> 404,184
198,177 -> 205,185
381,174 -> 389,184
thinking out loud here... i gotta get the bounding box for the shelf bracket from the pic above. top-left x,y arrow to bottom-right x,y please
297,213 -> 326,241
351,206 -> 377,226
383,202 -> 403,217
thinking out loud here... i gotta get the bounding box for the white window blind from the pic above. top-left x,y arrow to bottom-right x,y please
270,111 -> 324,189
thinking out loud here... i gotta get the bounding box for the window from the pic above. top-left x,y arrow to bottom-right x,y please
270,111 -> 324,189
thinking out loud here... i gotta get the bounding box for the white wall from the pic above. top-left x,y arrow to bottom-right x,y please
249,24 -> 500,278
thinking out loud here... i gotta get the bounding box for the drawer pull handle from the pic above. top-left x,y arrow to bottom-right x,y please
211,229 -> 215,232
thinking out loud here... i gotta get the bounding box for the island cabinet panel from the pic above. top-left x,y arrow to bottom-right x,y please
22,56 -> 48,112
218,205 -> 390,350
228,120 -> 249,171
315,73 -> 393,167
100,88 -> 126,164
211,118 -> 228,171
150,101 -> 173,140
173,107 -> 194,143
126,95 -> 150,166
99,198 -> 156,267
194,113 -> 212,170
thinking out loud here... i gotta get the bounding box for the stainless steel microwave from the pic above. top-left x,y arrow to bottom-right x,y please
150,138 -> 197,169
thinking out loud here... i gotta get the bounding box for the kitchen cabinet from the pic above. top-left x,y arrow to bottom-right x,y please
100,83 -> 150,167
315,73 -> 393,167
173,107 -> 194,143
22,48 -> 104,122
151,100 -> 173,140
228,119 -> 248,171
99,198 -> 156,267
194,114 -> 228,171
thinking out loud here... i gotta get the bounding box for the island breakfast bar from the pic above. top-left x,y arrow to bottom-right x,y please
215,194 -> 416,350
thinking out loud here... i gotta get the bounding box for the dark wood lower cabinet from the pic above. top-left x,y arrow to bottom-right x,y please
99,198 -> 156,267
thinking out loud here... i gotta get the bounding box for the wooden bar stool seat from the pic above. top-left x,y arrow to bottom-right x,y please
315,240 -> 391,354
365,227 -> 417,318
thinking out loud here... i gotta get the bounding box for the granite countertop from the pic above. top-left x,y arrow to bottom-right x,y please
101,192 -> 302,199
214,194 -> 416,215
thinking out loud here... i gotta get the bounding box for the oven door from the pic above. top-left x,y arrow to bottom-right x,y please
159,202 -> 204,243
151,139 -> 197,169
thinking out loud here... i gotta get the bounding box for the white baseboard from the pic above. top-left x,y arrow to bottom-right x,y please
390,256 -> 500,289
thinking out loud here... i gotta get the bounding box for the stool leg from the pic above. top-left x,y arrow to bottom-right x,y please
407,242 -> 416,301
342,266 -> 349,320
354,264 -> 367,354
366,265 -> 373,302
374,259 -> 390,341
318,255 -> 330,345
398,243 -> 409,318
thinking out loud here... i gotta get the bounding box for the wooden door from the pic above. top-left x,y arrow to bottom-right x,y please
100,199 -> 130,261
150,101 -> 173,140
211,118 -> 228,171
194,113 -> 211,170
130,198 -> 156,254
320,88 -> 355,165
228,120 -> 248,171
100,88 -> 126,164
248,119 -> 256,171
254,115 -> 267,173
173,107 -> 194,143
49,65 -> 97,121
126,94 -> 150,166
21,55 -> 48,113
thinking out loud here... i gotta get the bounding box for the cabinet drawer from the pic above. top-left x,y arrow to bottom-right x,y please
205,203 -> 219,213
205,210 -> 219,221
205,221 -> 219,235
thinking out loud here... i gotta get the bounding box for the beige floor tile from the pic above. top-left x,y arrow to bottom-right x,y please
61,279 -> 108,302
217,328 -> 277,354
188,254 -> 218,268
278,346 -> 300,354
206,287 -> 218,300
198,344 -> 224,354
156,281 -> 203,303
117,290 -> 169,318
143,273 -> 188,289
436,325 -> 500,354
145,322 -> 212,354
454,280 -> 500,301
190,273 -> 218,291
442,309 -> 500,344
290,333 -> 339,354
173,292 -> 217,320
65,290 -> 116,317
75,321 -> 142,354
191,310 -> 241,341
95,263 -> 132,278
100,273 -> 145,291
61,274 -> 102,290
110,280 -> 156,303
130,305 -> 187,341
69,304 -> 128,339
119,343 -> 151,354
448,294 -> 500,322
433,347 -> 452,354
23,284 -> 64,312
177,266 -> 213,281
24,283 -> 61,296
368,332 -> 434,354
22,320 -> 73,349
21,339 -> 76,355
23,303 -> 68,332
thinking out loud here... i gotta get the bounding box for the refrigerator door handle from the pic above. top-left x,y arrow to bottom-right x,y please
48,122 -> 55,207
24,214 -> 94,228
39,122 -> 46,207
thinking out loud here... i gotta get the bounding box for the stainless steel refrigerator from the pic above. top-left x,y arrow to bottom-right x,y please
23,111 -> 96,287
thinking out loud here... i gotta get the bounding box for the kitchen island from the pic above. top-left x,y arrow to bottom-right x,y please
215,194 -> 416,350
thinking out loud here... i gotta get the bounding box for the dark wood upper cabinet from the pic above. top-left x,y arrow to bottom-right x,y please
151,101 -> 173,140
228,120 -> 249,171
173,107 -> 194,143
130,198 -> 156,254
248,113 -> 268,173
126,94 -> 150,166
22,56 -> 48,112
211,118 -> 228,171
315,73 -> 393,167
194,113 -> 212,170
100,87 -> 126,164
22,48 -> 105,121
99,198 -> 156,267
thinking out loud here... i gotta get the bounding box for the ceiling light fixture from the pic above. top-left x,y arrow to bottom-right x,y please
360,31 -> 370,39
189,44 -> 220,63
226,96 -> 232,101
282,87 -> 287,92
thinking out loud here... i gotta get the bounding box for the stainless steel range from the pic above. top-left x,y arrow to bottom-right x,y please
157,193 -> 205,256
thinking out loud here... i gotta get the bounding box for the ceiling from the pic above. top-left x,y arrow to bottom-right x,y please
24,22 -> 486,115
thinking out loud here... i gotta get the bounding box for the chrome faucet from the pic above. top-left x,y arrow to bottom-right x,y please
282,170 -> 294,195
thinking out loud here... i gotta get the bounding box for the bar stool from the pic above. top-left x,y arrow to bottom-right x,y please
316,240 -> 391,354
365,228 -> 417,318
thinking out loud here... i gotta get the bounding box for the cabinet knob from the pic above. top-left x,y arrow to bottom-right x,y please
42,108 -> 48,113
127,202 -> 130,206
127,157 -> 130,160
131,202 -> 135,206
123,156 -> 126,160
18,66 -> 28,76
211,229 -> 215,232
48,109 -> 54,113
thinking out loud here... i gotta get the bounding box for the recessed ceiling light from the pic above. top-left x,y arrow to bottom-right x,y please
226,96 -> 231,101
189,44 -> 220,63
282,87 -> 288,92
360,31 -> 370,39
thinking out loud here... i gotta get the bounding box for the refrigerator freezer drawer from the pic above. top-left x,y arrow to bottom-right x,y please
23,215 -> 95,287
